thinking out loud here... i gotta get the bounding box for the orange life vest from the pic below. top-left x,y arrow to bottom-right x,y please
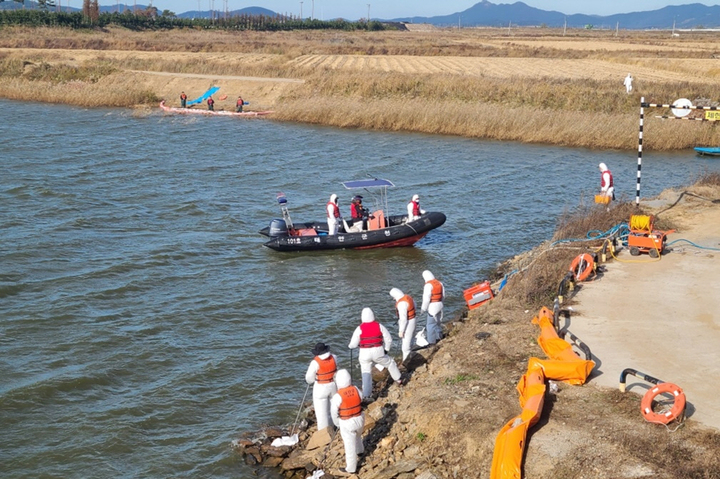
351,202 -> 363,219
180,93 -> 187,100
411,200 -> 421,217
237,98 -> 244,106
427,279 -> 443,303
395,294 -> 416,320
601,170 -> 614,189
327,201 -> 340,218
338,386 -> 362,419
314,355 -> 337,384
208,98 -> 214,105
359,321 -> 383,348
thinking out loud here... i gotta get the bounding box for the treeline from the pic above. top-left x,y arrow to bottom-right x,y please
0,9 -> 390,31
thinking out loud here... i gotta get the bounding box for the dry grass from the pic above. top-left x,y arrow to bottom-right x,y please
697,171 -> 720,187
482,202 -> 636,306
3,26 -> 720,148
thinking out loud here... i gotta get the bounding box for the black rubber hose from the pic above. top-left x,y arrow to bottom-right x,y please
619,368 -> 663,392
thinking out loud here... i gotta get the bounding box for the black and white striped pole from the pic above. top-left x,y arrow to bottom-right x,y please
636,97 -> 645,206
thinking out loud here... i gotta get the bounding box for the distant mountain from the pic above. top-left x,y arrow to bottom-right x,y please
175,7 -> 277,19
391,1 -> 720,29
0,2 -> 276,18
3,1 -> 719,29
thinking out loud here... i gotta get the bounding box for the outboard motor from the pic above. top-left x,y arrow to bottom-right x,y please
268,218 -> 289,237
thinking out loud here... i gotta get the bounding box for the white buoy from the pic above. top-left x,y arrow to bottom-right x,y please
671,98 -> 693,118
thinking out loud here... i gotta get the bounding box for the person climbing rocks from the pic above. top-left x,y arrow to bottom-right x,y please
389,288 -> 417,362
330,369 -> 364,476
421,270 -> 444,345
348,307 -> 403,398
305,342 -> 338,432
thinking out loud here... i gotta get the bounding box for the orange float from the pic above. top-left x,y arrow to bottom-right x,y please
640,383 -> 686,425
569,253 -> 594,282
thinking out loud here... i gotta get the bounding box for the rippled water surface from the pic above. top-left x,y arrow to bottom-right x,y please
1,99 -> 718,478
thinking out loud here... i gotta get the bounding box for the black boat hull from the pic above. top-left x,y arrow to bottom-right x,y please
259,212 -> 446,252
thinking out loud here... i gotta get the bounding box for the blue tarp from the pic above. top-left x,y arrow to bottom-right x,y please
342,179 -> 395,189
187,86 -> 220,106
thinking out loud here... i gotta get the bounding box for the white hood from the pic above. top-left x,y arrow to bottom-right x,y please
389,288 -> 403,300
361,307 -> 375,323
335,369 -> 351,388
422,270 -> 435,282
598,163 -> 607,172
330,193 -> 338,204
412,194 -> 419,201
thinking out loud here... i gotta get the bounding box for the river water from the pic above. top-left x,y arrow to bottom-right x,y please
1,99 -> 718,478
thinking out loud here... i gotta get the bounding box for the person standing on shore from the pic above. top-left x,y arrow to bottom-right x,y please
330,369 -> 364,475
421,270 -> 444,345
407,194 -> 425,221
236,95 -> 244,113
305,342 -> 338,432
623,73 -> 633,94
348,307 -> 403,398
207,96 -> 215,111
180,91 -> 187,108
389,288 -> 417,362
326,194 -> 342,235
599,162 -> 615,210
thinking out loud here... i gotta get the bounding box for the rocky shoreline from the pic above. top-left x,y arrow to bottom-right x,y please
230,180 -> 720,479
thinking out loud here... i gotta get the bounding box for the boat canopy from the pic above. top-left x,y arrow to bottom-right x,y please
342,179 -> 395,189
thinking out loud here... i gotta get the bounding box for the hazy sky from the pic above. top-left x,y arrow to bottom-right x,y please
84,1 -> 720,20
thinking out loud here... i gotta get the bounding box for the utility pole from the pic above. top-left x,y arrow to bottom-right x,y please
311,0 -> 314,20
563,17 -> 567,36
615,21 -> 619,37
300,1 -> 303,19
367,3 -> 370,22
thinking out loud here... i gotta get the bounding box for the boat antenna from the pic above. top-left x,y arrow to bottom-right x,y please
276,192 -> 294,229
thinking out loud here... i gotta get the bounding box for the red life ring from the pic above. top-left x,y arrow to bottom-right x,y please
640,383 -> 686,425
569,253 -> 594,282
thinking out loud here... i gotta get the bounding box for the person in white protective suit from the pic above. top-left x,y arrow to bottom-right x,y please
348,307 -> 403,398
406,194 -> 426,222
599,162 -> 615,211
305,342 -> 338,431
326,193 -> 342,235
421,270 -> 445,345
330,369 -> 365,475
623,73 -> 633,94
389,288 -> 417,362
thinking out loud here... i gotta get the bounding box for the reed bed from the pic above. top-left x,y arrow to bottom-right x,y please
3,26 -> 720,149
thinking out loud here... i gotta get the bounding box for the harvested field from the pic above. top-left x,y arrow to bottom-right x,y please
3,27 -> 720,149
288,54 -> 716,83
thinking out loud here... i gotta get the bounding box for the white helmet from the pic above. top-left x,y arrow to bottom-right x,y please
389,288 -> 403,300
412,194 -> 419,201
598,163 -> 607,172
330,193 -> 338,204
361,307 -> 375,323
422,270 -> 435,281
335,369 -> 351,388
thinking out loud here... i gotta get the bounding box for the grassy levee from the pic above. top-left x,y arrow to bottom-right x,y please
2,26 -> 720,149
